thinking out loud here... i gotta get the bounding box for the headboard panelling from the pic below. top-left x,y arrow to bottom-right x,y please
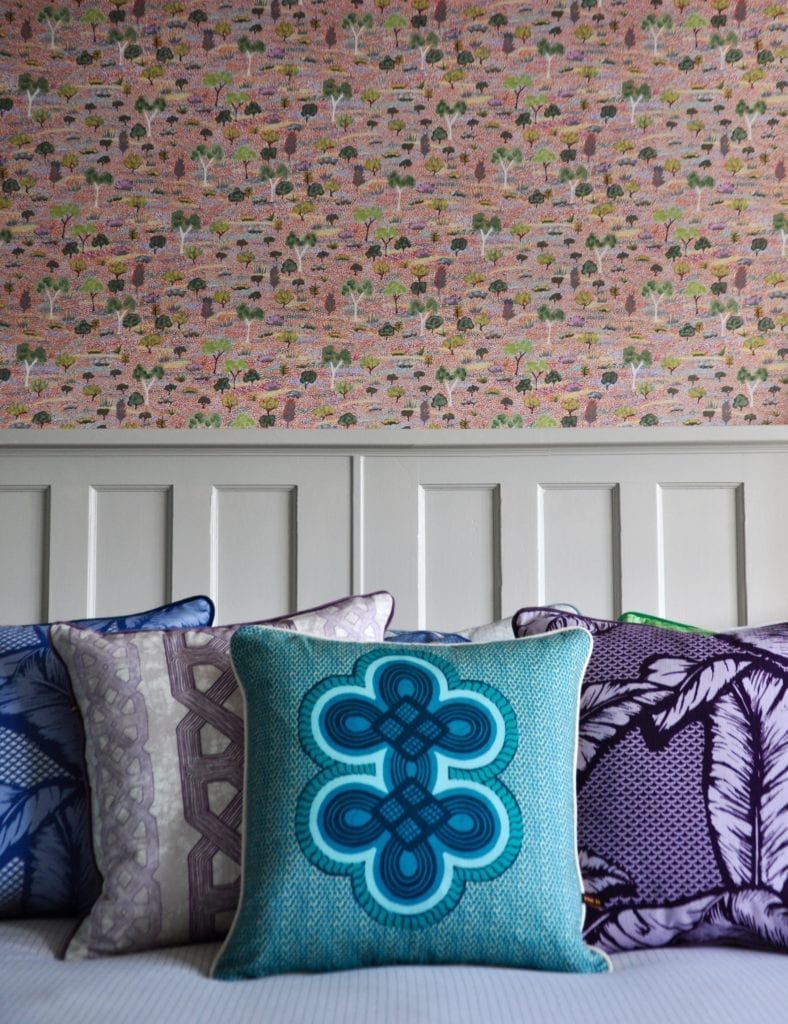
1,429 -> 785,631
0,485 -> 50,623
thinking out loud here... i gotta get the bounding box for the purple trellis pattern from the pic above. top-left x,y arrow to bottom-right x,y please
165,627 -> 243,940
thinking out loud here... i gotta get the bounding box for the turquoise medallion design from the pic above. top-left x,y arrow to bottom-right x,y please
296,650 -> 522,929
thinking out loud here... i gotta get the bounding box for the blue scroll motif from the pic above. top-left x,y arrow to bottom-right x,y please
297,651 -> 522,929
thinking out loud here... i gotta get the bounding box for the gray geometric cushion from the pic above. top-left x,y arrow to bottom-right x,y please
50,593 -> 394,958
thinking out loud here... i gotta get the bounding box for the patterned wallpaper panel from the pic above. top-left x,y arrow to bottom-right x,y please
0,0 -> 785,429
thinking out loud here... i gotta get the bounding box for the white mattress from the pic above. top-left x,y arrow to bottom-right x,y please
2,919 -> 787,1024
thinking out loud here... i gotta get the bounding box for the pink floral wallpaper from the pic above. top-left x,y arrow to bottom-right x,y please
0,0 -> 785,429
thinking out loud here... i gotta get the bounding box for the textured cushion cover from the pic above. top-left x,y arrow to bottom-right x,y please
618,612 -> 712,635
513,607 -> 788,953
620,613 -> 788,660
461,619 -> 513,643
213,627 -> 609,978
385,630 -> 469,644
458,606 -> 579,644
50,593 -> 394,958
0,596 -> 214,919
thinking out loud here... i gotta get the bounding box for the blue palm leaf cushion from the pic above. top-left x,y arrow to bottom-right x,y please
212,627 -> 609,978
0,596 -> 214,917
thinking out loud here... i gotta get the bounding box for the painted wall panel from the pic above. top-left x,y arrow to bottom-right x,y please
539,485 -> 620,619
361,455 -> 530,630
420,485 -> 500,631
211,486 -> 295,626
0,434 -> 785,633
0,487 -> 49,623
89,486 -> 172,617
659,484 -> 744,630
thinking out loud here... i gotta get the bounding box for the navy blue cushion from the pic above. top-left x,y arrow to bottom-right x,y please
0,596 -> 214,917
385,630 -> 469,644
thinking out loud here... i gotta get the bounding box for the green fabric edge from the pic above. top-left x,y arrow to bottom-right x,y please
618,611 -> 714,636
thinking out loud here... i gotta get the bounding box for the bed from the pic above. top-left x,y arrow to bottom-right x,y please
2,918 -> 787,1024
1,427 -> 787,1023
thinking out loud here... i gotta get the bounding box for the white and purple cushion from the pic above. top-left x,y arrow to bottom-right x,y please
513,607 -> 788,953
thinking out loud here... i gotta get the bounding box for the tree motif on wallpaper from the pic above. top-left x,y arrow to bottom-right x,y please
0,0 -> 784,429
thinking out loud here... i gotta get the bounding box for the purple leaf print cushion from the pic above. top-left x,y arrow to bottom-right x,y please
513,608 -> 788,954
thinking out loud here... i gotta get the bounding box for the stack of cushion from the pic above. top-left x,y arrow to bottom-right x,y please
1,593 -> 785,980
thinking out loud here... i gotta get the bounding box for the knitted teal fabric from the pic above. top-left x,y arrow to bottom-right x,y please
213,627 -> 609,978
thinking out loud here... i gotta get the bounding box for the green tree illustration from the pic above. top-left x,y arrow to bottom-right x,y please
641,280 -> 673,322
38,6 -> 70,49
323,79 -> 352,123
191,144 -> 223,186
171,211 -> 201,255
621,80 -> 651,124
341,279 -> 373,321
85,167 -> 112,210
238,36 -> 265,76
623,347 -> 653,391
134,96 -> 166,137
18,74 -> 48,119
36,277 -> 68,319
641,14 -> 672,56
236,304 -> 264,345
322,345 -> 351,387
16,344 -> 47,389
472,213 -> 500,257
537,38 -> 564,79
342,12 -> 373,54
491,147 -> 523,188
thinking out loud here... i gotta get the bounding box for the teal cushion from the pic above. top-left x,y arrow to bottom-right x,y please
212,628 -> 609,978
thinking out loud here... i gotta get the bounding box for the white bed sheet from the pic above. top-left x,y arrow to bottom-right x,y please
2,919 -> 786,1024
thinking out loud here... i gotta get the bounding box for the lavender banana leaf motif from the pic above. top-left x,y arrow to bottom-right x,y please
708,668 -> 788,892
726,889 -> 788,947
699,889 -> 788,948
591,888 -> 788,952
647,656 -> 753,737
593,648 -> 788,951
577,677 -> 672,779
516,611 -> 673,778
579,849 -> 635,899
726,625 -> 788,659
514,610 -> 616,637
586,894 -> 722,951
515,608 -> 788,951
